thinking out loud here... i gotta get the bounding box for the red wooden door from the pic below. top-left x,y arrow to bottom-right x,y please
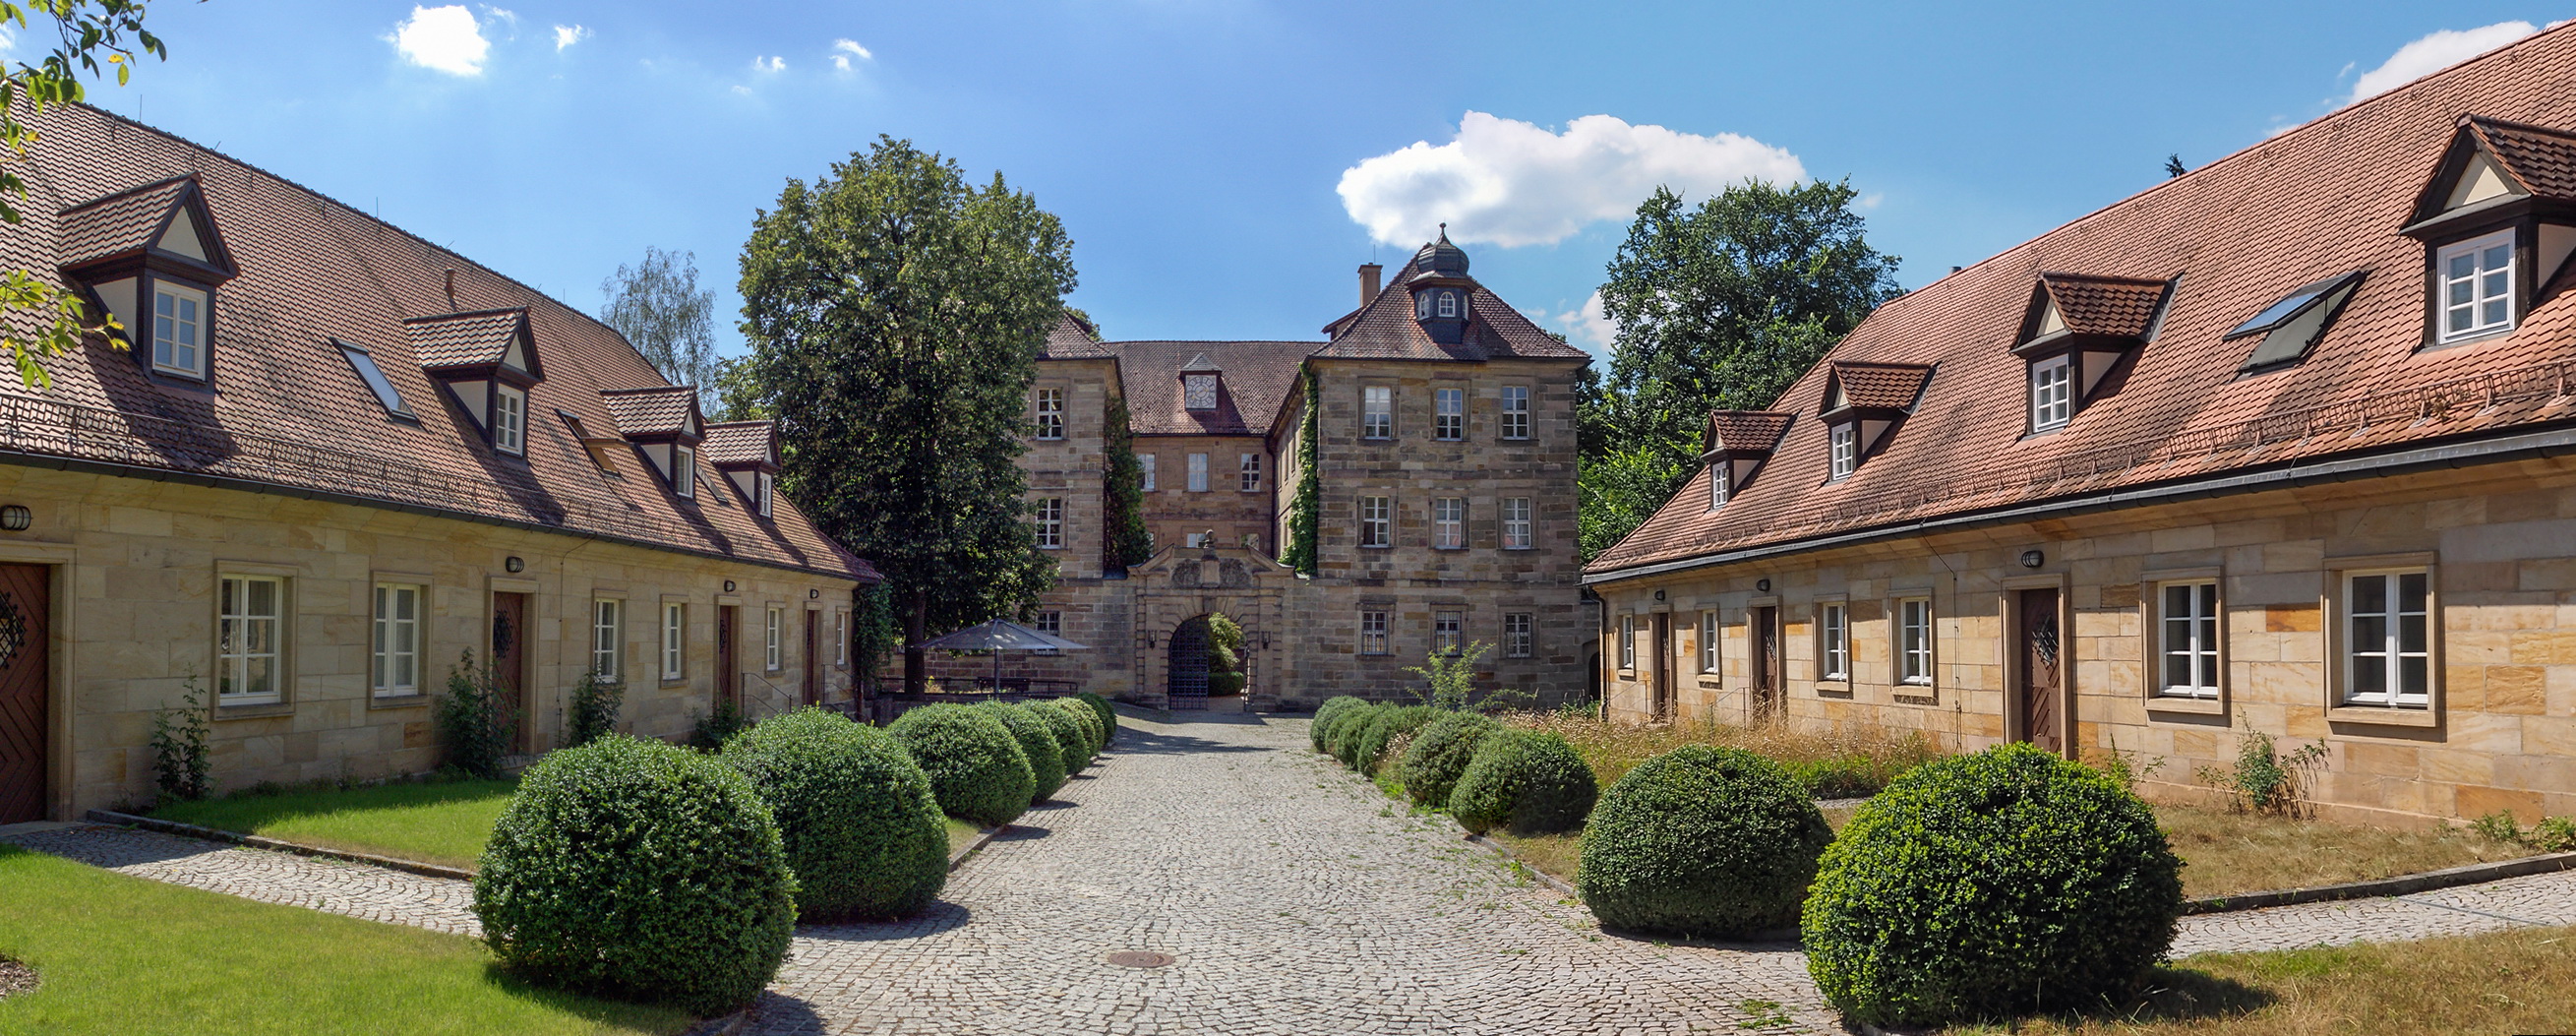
0,564 -> 49,823
716,604 -> 739,710
803,611 -> 821,705
2018,588 -> 2063,753
491,592 -> 528,753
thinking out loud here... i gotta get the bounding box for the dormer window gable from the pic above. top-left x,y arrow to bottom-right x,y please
599,386 -> 706,496
405,308 -> 544,456
1407,226 -> 1474,346
2009,273 -> 2173,432
62,177 -> 240,384
1179,353 -> 1223,411
2400,116 -> 2576,346
1817,361 -> 1932,480
1699,410 -> 1793,508
703,420 -> 783,518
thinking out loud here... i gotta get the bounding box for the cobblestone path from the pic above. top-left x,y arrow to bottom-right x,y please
2173,868 -> 2576,954
0,823 -> 480,937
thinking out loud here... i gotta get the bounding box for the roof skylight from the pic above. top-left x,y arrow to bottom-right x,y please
2226,272 -> 2362,339
334,339 -> 411,417
2235,272 -> 2365,373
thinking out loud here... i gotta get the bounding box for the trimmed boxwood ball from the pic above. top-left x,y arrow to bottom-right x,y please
1448,729 -> 1596,836
887,703 -> 1036,826
975,701 -> 1066,802
1327,703 -> 1388,768
1309,696 -> 1368,754
1024,701 -> 1091,778
1577,746 -> 1831,939
1354,704 -> 1440,776
720,707 -> 948,922
1399,711 -> 1503,810
1046,697 -> 1104,759
474,734 -> 796,1015
1073,692 -> 1118,746
1802,743 -> 2185,1027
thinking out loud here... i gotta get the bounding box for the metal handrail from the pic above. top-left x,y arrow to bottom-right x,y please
741,670 -> 798,722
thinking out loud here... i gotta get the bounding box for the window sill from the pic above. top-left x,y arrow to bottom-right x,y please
2327,703 -> 2438,728
213,701 -> 294,720
366,693 -> 432,711
2146,695 -> 2226,717
1817,679 -> 1853,698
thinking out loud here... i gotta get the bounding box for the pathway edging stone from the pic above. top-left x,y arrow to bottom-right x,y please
84,808 -> 476,881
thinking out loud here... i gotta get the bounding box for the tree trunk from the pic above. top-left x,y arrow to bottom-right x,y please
903,589 -> 929,695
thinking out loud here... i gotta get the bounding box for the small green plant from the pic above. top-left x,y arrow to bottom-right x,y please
2084,745 -> 2168,794
2195,716 -> 2325,818
688,698 -> 750,751
434,650 -> 516,780
560,672 -> 623,749
149,675 -> 211,803
1205,612 -> 1247,697
1403,640 -> 1534,712
2471,810 -> 2526,845
2531,816 -> 2576,852
1737,1000 -> 1791,1029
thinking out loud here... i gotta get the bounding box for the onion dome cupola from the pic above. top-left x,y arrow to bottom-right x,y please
1407,225 -> 1474,345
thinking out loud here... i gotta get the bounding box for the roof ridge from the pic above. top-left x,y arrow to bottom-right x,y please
399,306 -> 527,324
55,172 -> 194,214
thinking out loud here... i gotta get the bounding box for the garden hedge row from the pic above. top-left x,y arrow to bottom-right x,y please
1398,711 -> 1502,810
720,707 -> 948,922
1577,745 -> 1829,938
887,703 -> 1036,826
1448,729 -> 1595,836
975,701 -> 1066,803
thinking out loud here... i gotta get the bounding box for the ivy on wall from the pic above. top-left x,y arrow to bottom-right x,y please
1281,369 -> 1322,576
1102,394 -> 1154,574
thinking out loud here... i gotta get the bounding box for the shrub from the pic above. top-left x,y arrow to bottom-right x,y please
1073,691 -> 1118,746
1025,701 -> 1091,779
1310,696 -> 1368,753
1449,730 -> 1597,836
719,707 -> 947,922
888,703 -> 1035,825
1354,704 -> 1440,776
562,672 -> 623,749
1803,743 -> 2184,1027
1578,746 -> 1831,938
150,675 -> 211,803
435,650 -> 516,779
2533,816 -> 2576,852
1399,711 -> 1502,810
1328,703 -> 1388,768
977,701 -> 1066,802
687,698 -> 749,752
474,735 -> 796,1014
1048,697 -> 1105,758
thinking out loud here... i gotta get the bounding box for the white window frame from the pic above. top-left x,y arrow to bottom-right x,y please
2343,570 -> 2430,708
2029,354 -> 2072,432
1698,610 -> 1719,674
755,471 -> 774,518
834,608 -> 848,667
2156,580 -> 2222,700
1501,497 -> 1531,549
1362,386 -> 1393,440
150,280 -> 209,379
1504,612 -> 1532,658
1034,387 -> 1065,440
1036,497 -> 1065,549
1359,609 -> 1389,655
1436,290 -> 1458,318
2436,228 -> 2516,343
217,575 -> 284,704
765,606 -> 784,671
372,582 -> 421,698
1184,531 -> 1208,549
661,601 -> 686,681
673,445 -> 696,499
1828,423 -> 1857,480
493,384 -> 527,456
1819,602 -> 1850,682
1434,610 -> 1463,655
1182,373 -> 1219,410
1359,495 -> 1391,548
1239,453 -> 1262,493
1434,388 -> 1464,441
1617,614 -> 1637,670
592,597 -> 623,683
1896,597 -> 1933,685
1140,454 -> 1157,492
1186,453 -> 1209,493
1432,497 -> 1465,549
1709,462 -> 1730,508
1500,386 -> 1529,440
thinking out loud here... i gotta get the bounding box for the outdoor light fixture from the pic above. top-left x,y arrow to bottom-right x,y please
0,506 -> 28,531
505,556 -> 524,573
810,588 -> 821,599
1757,579 -> 1772,592
724,579 -> 737,592
2020,549 -> 2046,569
1653,589 -> 1666,601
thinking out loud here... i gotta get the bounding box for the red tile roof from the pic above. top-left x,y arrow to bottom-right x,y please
1109,340 -> 1319,437
56,175 -> 197,270
1824,361 -> 1934,411
2471,116 -> 2576,199
1588,23 -> 2576,579
0,103 -> 872,581
701,422 -> 774,467
599,386 -> 698,438
1041,311 -> 1114,359
1315,249 -> 1589,362
403,308 -> 528,370
1705,411 -> 1794,456
2037,273 -> 2171,338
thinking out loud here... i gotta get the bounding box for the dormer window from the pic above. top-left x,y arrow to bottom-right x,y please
1828,424 -> 1856,480
756,472 -> 774,518
2399,117 -> 2576,348
1436,290 -> 1458,318
492,384 -> 527,455
1415,292 -> 1433,320
1701,409 -> 1789,507
2437,229 -> 2515,342
2029,354 -> 2072,433
1817,362 -> 1929,481
59,176 -> 239,385
673,444 -> 696,499
1709,462 -> 1730,508
1182,373 -> 1218,410
151,282 -> 207,378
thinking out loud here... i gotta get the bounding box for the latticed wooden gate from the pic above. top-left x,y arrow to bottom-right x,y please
1166,617 -> 1210,710
0,564 -> 51,824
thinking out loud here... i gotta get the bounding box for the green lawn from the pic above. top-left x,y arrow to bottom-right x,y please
945,817 -> 983,856
149,779 -> 517,871
0,846 -> 690,1036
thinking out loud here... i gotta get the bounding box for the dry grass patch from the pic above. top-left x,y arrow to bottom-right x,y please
1500,713 -> 1941,797
2153,804 -> 2525,899
1947,924 -> 2576,1035
1487,830 -> 1581,884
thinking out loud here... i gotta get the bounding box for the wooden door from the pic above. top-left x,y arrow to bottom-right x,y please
803,610 -> 821,705
2017,588 -> 2064,754
716,604 -> 739,710
1751,606 -> 1780,722
0,564 -> 49,823
1650,612 -> 1673,720
490,591 -> 528,754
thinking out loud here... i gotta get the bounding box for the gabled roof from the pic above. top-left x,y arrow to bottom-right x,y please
1040,310 -> 1114,359
2464,116 -> 2576,200
2030,273 -> 2171,340
1703,411 -> 1794,457
1312,243 -> 1588,362
1112,340 -> 1318,436
403,307 -> 536,373
57,174 -> 234,275
599,386 -> 700,438
701,421 -> 776,467
1588,22 -> 2576,579
1822,361 -> 1933,412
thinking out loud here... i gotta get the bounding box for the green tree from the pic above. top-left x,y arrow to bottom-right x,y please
729,137 -> 1076,694
1580,180 -> 1900,559
2,0 -> 166,389
599,246 -> 719,409
1101,394 -> 1152,573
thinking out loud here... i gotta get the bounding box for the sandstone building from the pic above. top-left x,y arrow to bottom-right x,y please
972,236 -> 1591,710
1585,27 -> 2576,825
0,105 -> 872,823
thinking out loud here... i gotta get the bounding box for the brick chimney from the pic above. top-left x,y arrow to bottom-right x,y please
1358,263 -> 1382,306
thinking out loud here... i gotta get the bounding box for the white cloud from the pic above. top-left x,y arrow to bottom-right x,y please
831,38 -> 872,72
553,24 -> 589,50
2348,21 -> 2539,103
1551,290 -> 1617,352
1337,112 -> 1804,248
751,55 -> 786,73
391,6 -> 490,76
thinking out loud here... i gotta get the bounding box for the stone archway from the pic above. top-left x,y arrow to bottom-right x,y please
1168,615 -> 1214,709
1127,544 -> 1290,711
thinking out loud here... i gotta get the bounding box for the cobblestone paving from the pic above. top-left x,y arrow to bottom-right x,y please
747,713 -> 1832,1036
2173,868 -> 2576,955
0,823 -> 481,937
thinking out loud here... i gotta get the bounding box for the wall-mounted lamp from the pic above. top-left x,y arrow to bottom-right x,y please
809,588 -> 821,599
2019,549 -> 2046,569
0,505 -> 30,531
1756,579 -> 1772,592
504,556 -> 524,574
1652,589 -> 1666,601
723,579 -> 738,592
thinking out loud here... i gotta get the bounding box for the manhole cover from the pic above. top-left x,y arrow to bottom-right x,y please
1106,950 -> 1174,968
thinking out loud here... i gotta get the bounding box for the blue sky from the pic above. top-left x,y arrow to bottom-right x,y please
52,2 -> 2574,358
